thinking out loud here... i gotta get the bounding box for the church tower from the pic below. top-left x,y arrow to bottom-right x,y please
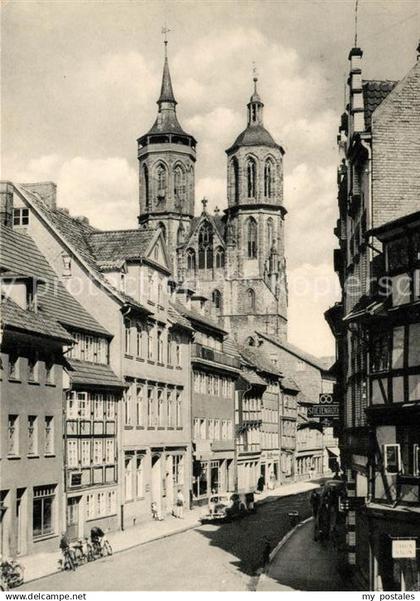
137,39 -> 196,269
223,73 -> 288,342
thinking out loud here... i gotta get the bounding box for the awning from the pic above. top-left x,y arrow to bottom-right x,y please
326,447 -> 340,457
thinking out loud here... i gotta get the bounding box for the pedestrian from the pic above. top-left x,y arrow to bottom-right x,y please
176,488 -> 184,519
262,538 -> 271,567
151,501 -> 159,520
257,475 -> 265,493
310,489 -> 320,517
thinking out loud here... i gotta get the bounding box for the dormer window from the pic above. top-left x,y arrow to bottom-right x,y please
26,279 -> 37,312
13,208 -> 29,226
62,253 -> 72,277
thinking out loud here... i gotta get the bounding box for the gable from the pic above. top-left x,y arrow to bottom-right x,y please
183,214 -> 225,249
145,232 -> 170,271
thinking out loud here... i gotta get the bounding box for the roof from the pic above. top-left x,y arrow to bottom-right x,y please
363,80 -> 398,129
167,303 -> 194,331
227,124 -> 283,154
1,296 -> 74,342
0,225 -> 110,336
158,54 -> 176,105
182,213 -> 226,249
172,300 -> 227,335
66,359 -> 125,388
222,336 -> 241,358
89,229 -> 155,263
256,332 -> 330,373
237,344 -> 282,377
369,209 -> 420,239
280,377 -> 300,393
239,369 -> 267,387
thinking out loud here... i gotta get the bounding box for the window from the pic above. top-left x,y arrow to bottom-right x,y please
86,494 -> 94,520
147,388 -> 155,427
167,333 -> 173,365
186,248 -> 196,272
136,325 -> 143,358
384,444 -> 401,475
28,352 -> 38,382
267,218 -> 274,250
33,485 -> 55,538
264,160 -> 274,198
208,419 -> 215,440
105,439 -> 115,464
44,416 -> 54,455
136,455 -> 144,498
93,440 -> 103,465
246,217 -> 258,258
27,416 -> 38,456
157,330 -> 163,363
67,333 -> 108,364
158,389 -> 165,427
136,385 -> 144,427
81,439 -> 90,467
176,390 -> 182,428
78,392 -> 90,419
45,357 -> 54,385
247,158 -> 257,198
212,289 -> 222,314
167,389 -> 174,427
371,332 -> 390,373
125,454 -> 134,501
8,415 -> 19,456
147,328 -> 153,360
105,396 -> 115,420
94,394 -> 104,420
124,387 -> 133,426
198,222 -> 214,270
124,318 -> 131,355
230,157 -> 239,204
157,222 -> 166,242
8,353 -> 19,379
67,440 -> 78,468
62,253 -> 72,277
246,288 -> 256,312
97,492 -> 105,517
199,418 -> 206,439
175,336 -> 181,367
13,208 -> 29,226
173,165 -> 185,203
214,419 -> 220,440
215,247 -> 225,269
143,164 -> 150,210
296,361 -> 305,372
155,163 -> 167,200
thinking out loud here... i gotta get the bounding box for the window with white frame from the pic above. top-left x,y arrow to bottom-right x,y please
97,492 -> 106,517
44,416 -> 54,455
157,330 -> 164,363
147,387 -> 154,427
125,454 -> 134,501
124,385 -> 133,426
176,390 -> 182,427
86,493 -> 94,520
136,455 -> 144,498
8,414 -> 19,456
27,415 -> 38,455
147,327 -> 153,360
93,440 -> 103,465
78,392 -> 90,419
158,389 -> 165,427
105,439 -> 114,464
33,485 -> 55,538
214,419 -> 221,440
13,207 -> 29,226
136,385 -> 144,427
193,418 -> 200,439
94,394 -> 103,420
124,318 -> 131,355
105,396 -> 115,420
67,439 -> 78,468
81,439 -> 91,467
136,324 -> 143,357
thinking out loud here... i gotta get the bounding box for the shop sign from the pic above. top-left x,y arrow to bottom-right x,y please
307,405 -> 339,418
392,539 -> 416,559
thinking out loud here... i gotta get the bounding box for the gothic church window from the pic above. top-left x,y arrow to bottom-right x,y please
212,289 -> 222,314
143,165 -> 150,210
247,157 -> 257,198
267,218 -> 274,250
155,163 -> 167,201
177,223 -> 185,245
198,222 -> 213,270
173,165 -> 186,205
230,158 -> 239,204
246,289 -> 256,312
215,247 -> 225,269
264,159 -> 274,198
186,248 -> 196,272
157,222 -> 166,241
246,217 -> 258,259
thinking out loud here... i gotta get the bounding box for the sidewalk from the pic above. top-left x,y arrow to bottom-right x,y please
258,518 -> 352,591
20,478 -> 321,585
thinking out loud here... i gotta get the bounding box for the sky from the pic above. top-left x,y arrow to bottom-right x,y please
2,0 -> 419,357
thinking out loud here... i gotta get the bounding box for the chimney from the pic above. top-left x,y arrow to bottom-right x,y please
0,182 -> 14,227
191,293 -> 208,315
348,47 -> 365,136
22,182 -> 57,209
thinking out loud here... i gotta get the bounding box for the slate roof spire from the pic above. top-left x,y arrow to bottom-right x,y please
157,38 -> 177,107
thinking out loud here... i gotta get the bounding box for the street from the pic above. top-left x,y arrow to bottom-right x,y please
20,490 -> 313,591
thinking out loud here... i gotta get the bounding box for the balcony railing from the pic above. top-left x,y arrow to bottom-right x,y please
191,343 -> 240,369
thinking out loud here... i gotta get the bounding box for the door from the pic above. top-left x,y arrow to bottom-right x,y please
16,488 -> 26,555
66,497 -> 80,541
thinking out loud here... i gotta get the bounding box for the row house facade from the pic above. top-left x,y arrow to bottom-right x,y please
326,46 -> 420,590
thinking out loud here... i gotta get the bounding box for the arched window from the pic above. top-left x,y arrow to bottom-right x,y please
246,217 -> 258,258
143,164 -> 150,210
186,248 -> 196,272
173,164 -> 185,204
267,218 -> 274,250
177,223 -> 185,245
157,222 -> 166,241
230,158 -> 239,204
247,157 -> 257,198
155,163 -> 167,201
212,289 -> 222,314
264,159 -> 274,198
215,246 -> 225,269
246,288 -> 256,312
198,221 -> 213,270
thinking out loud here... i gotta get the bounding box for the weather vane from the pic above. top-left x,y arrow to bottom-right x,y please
354,0 -> 359,47
252,61 -> 258,82
161,23 -> 171,56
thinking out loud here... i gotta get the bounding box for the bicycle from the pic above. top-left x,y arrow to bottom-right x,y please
61,547 -> 76,571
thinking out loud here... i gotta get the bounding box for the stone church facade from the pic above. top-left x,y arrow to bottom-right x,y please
137,44 -> 288,346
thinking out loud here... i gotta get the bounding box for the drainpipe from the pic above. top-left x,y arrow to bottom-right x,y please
119,305 -> 132,531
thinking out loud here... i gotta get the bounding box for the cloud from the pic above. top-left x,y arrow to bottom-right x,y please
287,262 -> 340,356
6,154 -> 138,230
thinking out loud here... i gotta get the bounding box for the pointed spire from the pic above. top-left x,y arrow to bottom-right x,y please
247,65 -> 264,126
157,34 -> 177,107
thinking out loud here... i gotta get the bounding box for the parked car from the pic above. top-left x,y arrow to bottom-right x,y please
200,491 -> 256,523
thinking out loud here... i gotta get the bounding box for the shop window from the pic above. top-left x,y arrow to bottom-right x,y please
33,485 -> 55,539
